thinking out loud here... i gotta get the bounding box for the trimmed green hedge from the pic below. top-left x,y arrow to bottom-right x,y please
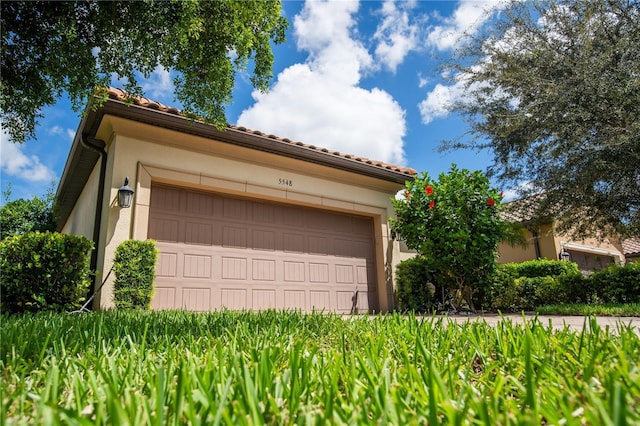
503,259 -> 580,278
0,232 -> 93,314
395,256 -> 440,312
591,262 -> 640,304
488,260 -> 640,312
113,240 -> 158,310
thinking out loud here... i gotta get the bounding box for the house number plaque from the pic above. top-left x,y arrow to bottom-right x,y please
278,178 -> 293,187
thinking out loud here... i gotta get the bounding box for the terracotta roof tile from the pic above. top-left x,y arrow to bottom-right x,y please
622,238 -> 640,256
105,87 -> 417,177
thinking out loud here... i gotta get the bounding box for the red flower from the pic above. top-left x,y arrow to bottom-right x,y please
429,200 -> 435,209
487,198 -> 495,206
499,190 -> 504,198
425,186 -> 434,195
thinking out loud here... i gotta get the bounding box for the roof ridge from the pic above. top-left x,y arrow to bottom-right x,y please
105,87 -> 417,177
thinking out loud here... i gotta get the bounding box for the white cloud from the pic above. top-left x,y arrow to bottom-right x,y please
1,128 -> 57,183
238,0 -> 407,166
141,66 -> 174,100
48,125 -> 75,141
373,0 -> 420,73
418,83 -> 459,124
426,0 -> 507,51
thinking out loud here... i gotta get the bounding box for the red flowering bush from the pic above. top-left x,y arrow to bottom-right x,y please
391,165 -> 512,311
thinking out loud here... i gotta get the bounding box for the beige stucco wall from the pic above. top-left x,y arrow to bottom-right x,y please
61,164 -> 101,240
498,222 -> 625,265
91,115 -> 407,312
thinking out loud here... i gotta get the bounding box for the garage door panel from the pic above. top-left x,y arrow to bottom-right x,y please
284,261 -> 305,282
151,186 -> 182,212
184,221 -> 213,245
221,256 -> 247,280
149,217 -> 180,243
252,229 -> 276,251
152,287 -> 176,310
183,288 -> 211,311
183,254 -> 212,279
284,290 -> 305,309
252,289 -> 277,310
221,288 -> 247,309
149,184 -> 379,312
284,233 -> 305,253
310,291 -> 330,311
252,259 -> 276,281
156,252 -> 178,278
309,263 -> 329,283
335,264 -> 354,284
308,236 -> 329,255
224,198 -> 248,220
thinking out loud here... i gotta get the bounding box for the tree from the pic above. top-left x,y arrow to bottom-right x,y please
390,165 -> 519,311
443,0 -> 640,238
0,185 -> 57,240
1,1 -> 288,144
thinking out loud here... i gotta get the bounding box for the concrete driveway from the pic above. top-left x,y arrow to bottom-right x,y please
435,313 -> 640,334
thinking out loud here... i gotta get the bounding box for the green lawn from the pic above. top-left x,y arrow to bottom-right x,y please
2,310 -> 639,425
537,303 -> 640,317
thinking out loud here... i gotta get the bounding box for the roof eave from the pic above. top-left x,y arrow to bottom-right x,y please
56,97 -> 413,229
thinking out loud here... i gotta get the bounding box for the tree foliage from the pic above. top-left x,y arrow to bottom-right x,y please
444,0 -> 640,238
0,186 -> 57,240
390,165 -> 520,311
1,0 -> 288,143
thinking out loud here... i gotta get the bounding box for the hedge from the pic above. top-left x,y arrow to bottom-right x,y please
113,239 -> 158,310
591,262 -> 640,304
488,260 -> 640,312
395,256 -> 440,312
0,231 -> 93,314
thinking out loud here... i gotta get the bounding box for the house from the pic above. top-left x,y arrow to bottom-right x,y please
497,200 -> 631,271
56,88 -> 416,313
622,238 -> 640,263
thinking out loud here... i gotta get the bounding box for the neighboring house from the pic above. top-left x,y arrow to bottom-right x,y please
56,88 -> 416,313
622,238 -> 640,263
497,200 -> 631,271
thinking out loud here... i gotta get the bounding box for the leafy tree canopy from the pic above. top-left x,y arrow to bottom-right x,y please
0,185 -> 57,240
443,0 -> 640,238
1,0 -> 288,143
390,165 -> 522,311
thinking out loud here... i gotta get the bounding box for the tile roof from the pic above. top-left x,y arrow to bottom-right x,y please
105,87 -> 417,177
622,237 -> 640,256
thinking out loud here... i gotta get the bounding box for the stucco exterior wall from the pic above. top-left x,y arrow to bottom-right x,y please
60,163 -> 101,240
497,222 -> 625,266
92,115 -> 405,311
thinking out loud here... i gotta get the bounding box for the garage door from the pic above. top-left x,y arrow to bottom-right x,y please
147,184 -> 379,313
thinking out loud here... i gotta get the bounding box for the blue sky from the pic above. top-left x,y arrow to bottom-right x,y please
1,0 -> 510,204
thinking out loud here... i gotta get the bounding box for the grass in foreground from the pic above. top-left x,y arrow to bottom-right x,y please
1,310 -> 639,425
537,303 -> 640,317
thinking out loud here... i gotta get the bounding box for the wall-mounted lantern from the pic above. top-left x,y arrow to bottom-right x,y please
559,247 -> 571,262
118,177 -> 134,208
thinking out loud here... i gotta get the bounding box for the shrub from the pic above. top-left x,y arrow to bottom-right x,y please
0,231 -> 93,314
557,272 -> 596,304
391,165 -> 512,311
113,240 -> 158,310
511,259 -> 579,278
395,256 -> 439,312
490,277 -> 527,312
590,263 -> 640,303
488,260 -> 581,312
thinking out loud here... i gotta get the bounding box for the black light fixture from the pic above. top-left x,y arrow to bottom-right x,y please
118,177 -> 134,208
559,247 -> 570,262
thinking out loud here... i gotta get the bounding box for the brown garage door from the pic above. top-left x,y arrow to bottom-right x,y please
148,184 -> 378,313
